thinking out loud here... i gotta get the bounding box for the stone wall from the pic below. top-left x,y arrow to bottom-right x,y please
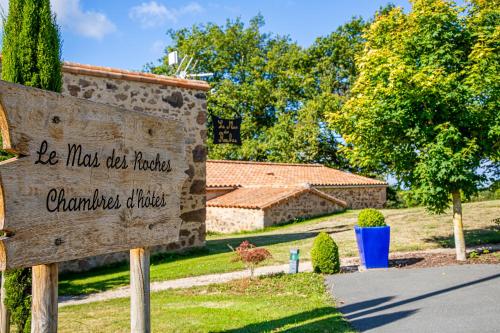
317,186 -> 386,209
206,191 -> 345,233
263,191 -> 344,227
11,62 -> 210,273
206,207 -> 264,233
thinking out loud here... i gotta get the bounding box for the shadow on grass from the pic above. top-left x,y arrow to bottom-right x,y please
59,223 -> 350,296
58,273 -> 130,299
208,224 -> 350,254
59,247 -> 212,295
424,228 -> 500,248
218,304 -> 416,333
218,307 -> 353,333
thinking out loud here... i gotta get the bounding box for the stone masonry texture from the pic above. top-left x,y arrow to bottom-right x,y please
263,191 -> 344,227
319,186 -> 386,209
205,185 -> 386,233
206,190 -> 345,233
206,206 -> 265,233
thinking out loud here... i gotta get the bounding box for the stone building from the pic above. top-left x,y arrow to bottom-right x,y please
206,160 -> 387,233
0,60 -> 209,272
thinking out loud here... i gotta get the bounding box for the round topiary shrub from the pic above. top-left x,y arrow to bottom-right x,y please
357,209 -> 386,227
311,232 -> 340,274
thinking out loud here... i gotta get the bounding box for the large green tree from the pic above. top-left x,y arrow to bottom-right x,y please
1,0 -> 62,331
330,0 -> 499,260
302,17 -> 369,168
150,15 -> 368,169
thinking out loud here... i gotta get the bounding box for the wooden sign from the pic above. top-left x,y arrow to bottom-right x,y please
0,80 -> 188,270
212,115 -> 241,145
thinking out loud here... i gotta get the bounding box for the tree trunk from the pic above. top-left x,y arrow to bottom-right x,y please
452,191 -> 466,261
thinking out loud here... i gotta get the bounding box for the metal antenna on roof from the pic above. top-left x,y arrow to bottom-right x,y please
168,51 -> 213,79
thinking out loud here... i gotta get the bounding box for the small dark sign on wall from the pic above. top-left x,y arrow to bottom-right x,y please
213,115 -> 242,145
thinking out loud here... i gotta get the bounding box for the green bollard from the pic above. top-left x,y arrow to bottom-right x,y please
289,248 -> 299,274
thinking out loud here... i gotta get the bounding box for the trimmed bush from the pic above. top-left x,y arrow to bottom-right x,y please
357,209 -> 386,227
311,232 -> 340,274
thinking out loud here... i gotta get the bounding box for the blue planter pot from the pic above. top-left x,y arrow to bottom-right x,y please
355,225 -> 390,269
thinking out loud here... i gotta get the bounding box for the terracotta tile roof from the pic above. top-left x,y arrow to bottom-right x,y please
207,160 -> 387,188
62,61 -> 211,91
207,186 -> 347,209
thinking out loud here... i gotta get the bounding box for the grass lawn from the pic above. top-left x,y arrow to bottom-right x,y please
59,273 -> 354,333
60,200 -> 500,296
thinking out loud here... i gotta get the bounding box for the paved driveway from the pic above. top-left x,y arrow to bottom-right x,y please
325,264 -> 500,333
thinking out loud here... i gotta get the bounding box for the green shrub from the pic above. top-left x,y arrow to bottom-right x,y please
384,185 -> 406,208
465,187 -> 500,202
4,269 -> 32,333
311,232 -> 340,274
399,190 -> 422,207
357,209 -> 386,227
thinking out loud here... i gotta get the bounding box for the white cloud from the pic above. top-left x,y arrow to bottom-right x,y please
129,1 -> 203,29
0,0 -> 7,13
52,0 -> 116,40
151,40 -> 166,54
179,3 -> 203,16
0,0 -> 8,29
1,0 -> 115,39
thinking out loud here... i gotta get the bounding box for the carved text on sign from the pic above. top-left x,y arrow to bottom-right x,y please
0,80 -> 188,270
33,140 -> 174,213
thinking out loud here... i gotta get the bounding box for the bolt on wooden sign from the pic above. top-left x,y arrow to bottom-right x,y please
0,80 -> 187,270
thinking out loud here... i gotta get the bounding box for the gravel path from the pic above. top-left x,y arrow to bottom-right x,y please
58,244 -> 500,308
58,261 -> 315,307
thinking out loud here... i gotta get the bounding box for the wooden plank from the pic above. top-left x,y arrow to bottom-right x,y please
0,80 -> 188,270
130,248 -> 150,333
31,263 -> 58,333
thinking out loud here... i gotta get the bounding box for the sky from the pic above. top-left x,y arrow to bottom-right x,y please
0,0 -> 412,71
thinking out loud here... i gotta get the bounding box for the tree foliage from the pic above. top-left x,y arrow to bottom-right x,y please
1,0 -> 62,331
330,0 -> 499,213
150,15 -> 369,169
231,241 -> 272,278
2,0 -> 61,90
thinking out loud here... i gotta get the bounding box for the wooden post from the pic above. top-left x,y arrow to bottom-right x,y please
31,264 -> 58,333
130,248 -> 150,333
0,272 -> 10,333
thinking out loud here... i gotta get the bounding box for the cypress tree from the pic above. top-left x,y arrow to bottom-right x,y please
1,0 -> 61,331
1,0 -> 25,84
